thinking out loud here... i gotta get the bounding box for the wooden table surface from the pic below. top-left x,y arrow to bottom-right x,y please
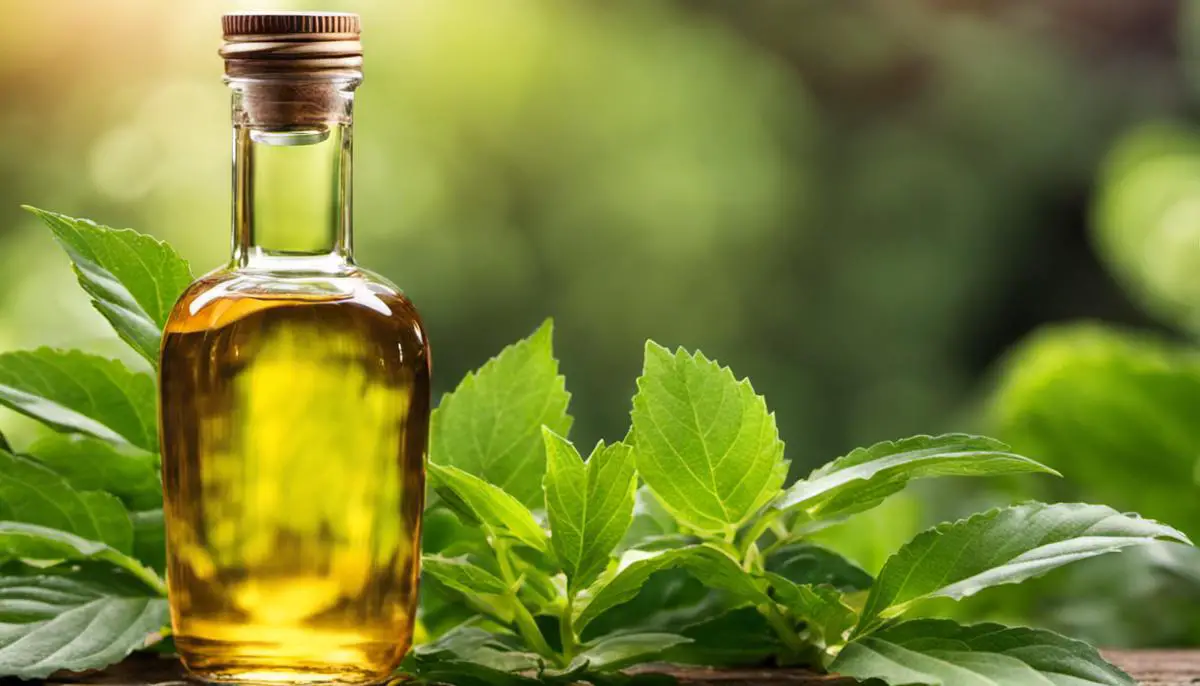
21,651 -> 1200,685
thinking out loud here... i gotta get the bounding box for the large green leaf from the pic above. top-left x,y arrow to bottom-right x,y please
630,342 -> 787,535
990,324 -> 1200,540
778,434 -> 1057,521
0,570 -> 169,679
430,320 -> 572,507
24,207 -> 193,365
543,430 -> 637,592
0,523 -> 165,595
0,349 -> 157,451
764,543 -> 872,592
421,554 -> 510,596
130,509 -> 165,573
569,633 -> 692,672
24,435 -> 160,511
0,450 -> 132,553
575,545 -> 767,634
662,607 -> 783,667
427,462 -> 549,553
858,502 -> 1191,632
833,618 -> 1134,685
404,626 -> 542,686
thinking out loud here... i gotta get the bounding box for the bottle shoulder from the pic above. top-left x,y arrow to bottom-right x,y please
165,266 -> 425,340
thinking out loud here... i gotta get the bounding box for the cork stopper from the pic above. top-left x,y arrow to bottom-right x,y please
221,12 -> 362,128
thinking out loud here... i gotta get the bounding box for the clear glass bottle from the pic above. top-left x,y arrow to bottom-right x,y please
158,13 -> 429,684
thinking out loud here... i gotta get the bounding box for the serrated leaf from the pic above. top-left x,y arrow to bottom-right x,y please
24,207 -> 193,365
428,462 -> 549,553
0,571 -> 169,679
858,502 -> 1191,632
778,434 -> 1058,521
0,450 -> 132,553
543,430 -> 637,592
765,573 -> 856,648
25,435 -> 160,510
0,523 -> 164,595
575,545 -> 767,634
422,554 -> 510,596
569,633 -> 692,672
630,343 -> 787,535
0,349 -> 157,451
431,320 -> 572,507
764,543 -> 873,592
832,618 -> 1134,686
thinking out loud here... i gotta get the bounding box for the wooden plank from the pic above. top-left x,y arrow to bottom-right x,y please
15,651 -> 1200,685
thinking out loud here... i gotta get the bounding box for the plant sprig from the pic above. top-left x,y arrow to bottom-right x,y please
0,207 -> 1191,685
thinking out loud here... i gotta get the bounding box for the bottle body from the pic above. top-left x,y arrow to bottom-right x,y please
159,267 -> 429,683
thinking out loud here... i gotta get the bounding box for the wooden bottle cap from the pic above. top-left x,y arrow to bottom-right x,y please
220,12 -> 363,79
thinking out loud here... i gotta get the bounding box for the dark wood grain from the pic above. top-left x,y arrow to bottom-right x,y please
18,651 -> 1200,685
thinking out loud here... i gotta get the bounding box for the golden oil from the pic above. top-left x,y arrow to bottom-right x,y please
160,277 -> 428,683
159,13 -> 430,684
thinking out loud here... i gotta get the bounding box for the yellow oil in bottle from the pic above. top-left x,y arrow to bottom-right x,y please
159,273 -> 429,683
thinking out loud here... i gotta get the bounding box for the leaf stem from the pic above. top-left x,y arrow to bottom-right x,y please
739,511 -> 778,557
559,593 -> 579,663
124,559 -> 168,597
494,539 -> 559,664
762,602 -> 805,654
759,536 -> 792,560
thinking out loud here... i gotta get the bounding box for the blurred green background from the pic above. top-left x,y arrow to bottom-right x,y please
2,0 -> 1199,648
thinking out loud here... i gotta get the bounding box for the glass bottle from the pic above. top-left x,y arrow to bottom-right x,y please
158,13 -> 430,684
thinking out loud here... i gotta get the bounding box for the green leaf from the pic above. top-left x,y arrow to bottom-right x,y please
575,545 -> 767,634
576,569 -> 719,643
764,543 -> 873,592
130,509 -> 165,573
0,523 -> 165,595
405,625 -> 542,685
0,450 -> 132,553
431,320 -> 573,507
25,434 -> 161,510
765,573 -> 856,648
542,430 -> 637,592
619,486 -> 679,554
989,324 -> 1200,541
0,349 -> 157,451
570,633 -> 692,672
0,571 -> 169,679
778,434 -> 1058,521
24,207 -> 193,365
858,502 -> 1191,632
832,618 -> 1134,686
630,342 -> 787,535
427,462 -> 549,553
662,607 -> 783,667
0,430 -> 10,453
422,554 -> 510,596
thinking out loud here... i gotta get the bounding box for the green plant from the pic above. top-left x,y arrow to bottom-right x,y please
967,120 -> 1200,647
0,207 -> 1190,685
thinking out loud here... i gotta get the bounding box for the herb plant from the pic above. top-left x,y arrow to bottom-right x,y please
0,207 -> 1191,685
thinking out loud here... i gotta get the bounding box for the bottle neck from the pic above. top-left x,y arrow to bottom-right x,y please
230,79 -> 357,271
